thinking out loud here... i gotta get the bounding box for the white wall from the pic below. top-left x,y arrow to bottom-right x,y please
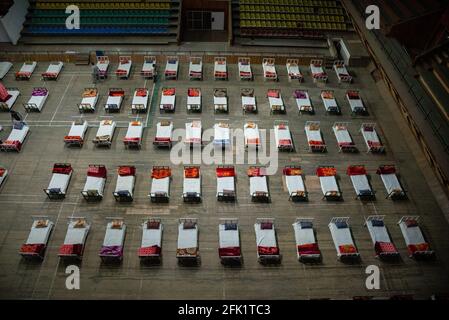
0,0 -> 29,45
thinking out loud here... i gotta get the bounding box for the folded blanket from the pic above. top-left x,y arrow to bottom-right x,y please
59,244 -> 83,256
184,167 -> 199,178
216,167 -> 235,177
283,167 -> 302,176
163,88 -> 175,95
297,243 -> 320,255
375,241 -> 397,255
138,245 -> 161,256
316,167 -> 336,177
20,243 -> 45,254
136,89 -> 147,97
152,168 -> 171,179
177,247 -> 198,257
32,88 -> 48,96
257,246 -> 279,256
100,245 -> 123,257
339,244 -> 357,254
219,247 -> 241,257
407,243 -> 430,255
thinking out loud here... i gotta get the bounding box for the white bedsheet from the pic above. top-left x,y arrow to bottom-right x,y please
329,223 -> 354,248
26,220 -> 53,244
46,62 -> 63,74
310,64 -> 323,75
177,224 -> 198,249
151,177 -> 170,194
106,95 -> 122,107
350,175 -> 371,193
333,127 -> 352,144
362,129 -> 380,144
96,122 -> 115,138
27,94 -> 48,111
242,96 -> 256,107
380,174 -> 403,194
7,126 -> 29,142
115,175 -> 134,195
183,176 -> 201,194
214,124 -> 230,144
219,224 -> 239,248
1,89 -> 20,110
320,176 -> 338,194
322,97 -> 338,111
132,92 -> 148,108
125,123 -> 143,139
189,63 -> 202,73
156,122 -> 173,139
285,175 -> 305,194
305,127 -> 322,143
141,223 -> 162,247
165,61 -> 178,72
275,126 -> 292,145
160,94 -> 175,106
348,98 -> 364,112
293,222 -> 316,245
399,222 -> 426,245
0,62 -> 12,79
367,221 -> 391,243
80,95 -> 97,108
250,176 -> 268,195
217,176 -> 235,195
64,222 -> 89,245
254,224 -> 276,248
48,173 -> 71,193
97,61 -> 109,72
20,62 -> 37,74
68,122 -> 87,138
83,176 -> 105,195
103,223 -> 126,246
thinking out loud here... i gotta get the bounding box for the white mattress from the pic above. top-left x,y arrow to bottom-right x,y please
214,96 -> 227,106
103,222 -> 126,246
274,126 -> 292,145
320,176 -> 338,194
26,220 -> 53,244
335,65 -> 349,76
165,61 -> 178,72
399,222 -> 426,245
48,172 -> 71,193
214,62 -> 227,72
217,176 -> 235,195
350,175 -> 371,194
333,127 -> 352,144
177,223 -> 198,249
242,96 -> 255,107
239,63 -> 251,74
64,222 -> 89,245
132,92 -> 148,108
189,63 -> 202,73
0,62 -> 12,79
244,126 -> 260,143
293,222 -> 316,245
20,62 -> 37,73
367,221 -> 391,244
186,122 -> 201,141
96,122 -> 115,138
187,96 -> 201,106
160,94 -> 175,105
115,175 -> 134,195
310,64 -> 323,75
287,64 -> 300,75
1,90 -> 20,110
263,63 -> 276,75
125,123 -> 143,139
362,129 -> 380,144
380,174 -> 403,194
183,177 -> 201,194
269,97 -> 283,108
8,126 -> 29,143
46,62 -> 63,74
156,122 -> 173,139
348,98 -> 364,111
80,96 -> 97,108
0,169 -> 7,186
322,97 -> 338,111
68,122 -> 87,138
305,127 -> 322,143
250,176 -> 268,195
27,94 -> 48,111
219,224 -> 239,248
214,125 -> 230,144
106,95 -> 122,107
285,175 -> 305,194
141,223 -> 162,247
151,176 -> 170,194
117,61 -> 131,75
83,176 -> 105,195
296,96 -> 311,109
329,223 -> 355,248
254,224 -> 277,248
142,61 -> 155,72
97,61 -> 109,72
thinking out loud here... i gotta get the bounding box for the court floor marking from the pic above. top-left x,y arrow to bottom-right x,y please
50,75 -> 74,125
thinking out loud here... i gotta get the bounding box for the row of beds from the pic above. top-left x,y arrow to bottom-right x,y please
0,163 -> 407,204
17,215 -> 434,265
0,56 -> 349,84
0,117 -> 385,154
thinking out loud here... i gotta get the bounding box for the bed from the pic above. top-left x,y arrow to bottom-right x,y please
305,121 -> 326,152
187,87 -> 201,113
99,219 -> 126,263
139,218 -> 163,263
216,166 -> 236,202
293,218 -> 321,261
149,166 -> 171,203
347,165 -> 375,200
321,90 -> 340,114
189,56 -> 203,80
219,218 -> 242,264
183,166 -> 201,203
241,88 -> 257,114
248,166 -> 270,203
214,88 -> 228,113
15,61 -> 37,80
164,56 -> 178,80
131,88 -> 149,113
238,57 -> 252,80
283,166 -> 307,202
0,61 -> 12,79
141,56 -> 157,79
160,87 -> 176,112
104,88 -> 124,113
43,163 -> 73,199
177,218 -> 200,265
23,87 -> 48,112
113,165 -> 136,202
294,90 -> 313,114
361,123 -> 385,153
316,166 -> 342,201
334,60 -> 352,83
267,89 -> 285,114
214,57 -> 228,80
346,90 -> 367,115
255,218 -> 280,263
0,121 -> 30,152
262,58 -> 278,81
0,86 -> 20,111
64,120 -> 88,147
333,122 -> 357,152
93,119 -> 116,147
42,61 -> 63,80
81,165 -> 107,201
329,217 -> 360,260
115,56 -> 132,79
398,216 -> 434,259
58,218 -> 90,260
244,122 -> 260,150
185,120 -> 202,148
213,122 -> 231,149
0,167 -> 8,189
365,216 -> 399,259
96,56 -> 109,79
19,217 -> 54,260
274,120 -> 293,151
123,121 -> 143,149
376,165 -> 407,200
78,88 -> 98,112
286,59 -> 303,82
153,120 -> 173,148
310,59 -> 327,83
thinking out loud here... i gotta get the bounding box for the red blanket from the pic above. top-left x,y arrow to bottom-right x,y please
283,167 -> 302,176
20,243 -> 45,255
339,244 -> 357,254
258,246 -> 279,256
297,243 -> 320,255
374,241 -> 397,255
219,247 -> 241,257
138,245 -> 161,256
216,167 -> 235,177
377,165 -> 396,175
59,244 -> 83,256
87,165 -> 107,178
53,164 -> 72,175
347,165 -> 367,176
118,166 -> 135,176
408,243 -> 430,255
316,167 -> 336,177
152,168 -> 171,179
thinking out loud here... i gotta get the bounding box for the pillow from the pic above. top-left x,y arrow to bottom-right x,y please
111,220 -> 122,229
147,221 -> 160,229
300,221 -> 313,229
35,220 -> 48,228
13,122 -> 24,130
335,221 -> 348,229
49,188 -> 61,194
405,220 -> 418,228
261,222 -> 273,230
371,220 -> 384,227
183,222 -> 196,229
225,223 -> 237,231
74,219 -> 86,228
